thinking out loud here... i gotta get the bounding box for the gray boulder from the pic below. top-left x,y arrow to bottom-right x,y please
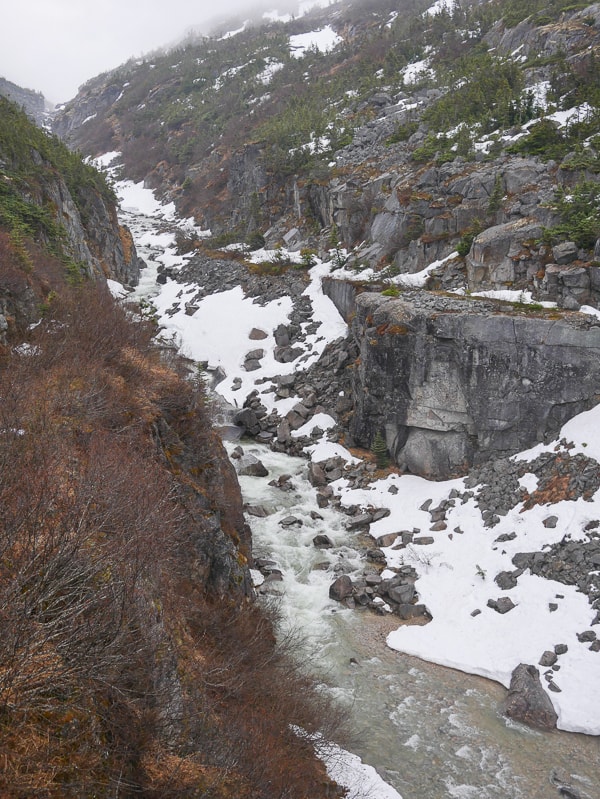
329,575 -> 354,601
501,663 -> 558,730
236,454 -> 269,477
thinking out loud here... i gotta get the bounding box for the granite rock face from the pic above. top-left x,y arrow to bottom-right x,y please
349,291 -> 600,479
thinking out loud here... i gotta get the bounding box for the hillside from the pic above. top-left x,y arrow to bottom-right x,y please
54,0 -> 600,310
0,76 -> 49,127
0,94 -> 347,798
0,96 -> 141,341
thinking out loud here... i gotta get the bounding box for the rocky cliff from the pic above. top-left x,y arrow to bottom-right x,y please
0,96 -> 142,342
348,290 -> 600,478
0,76 -> 48,126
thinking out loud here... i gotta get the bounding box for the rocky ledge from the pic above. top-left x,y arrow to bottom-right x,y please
349,290 -> 600,479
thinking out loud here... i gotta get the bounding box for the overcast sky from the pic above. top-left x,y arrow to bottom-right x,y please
1,0 -> 266,105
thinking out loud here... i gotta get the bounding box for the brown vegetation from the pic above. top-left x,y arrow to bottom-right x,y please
0,282 -> 346,798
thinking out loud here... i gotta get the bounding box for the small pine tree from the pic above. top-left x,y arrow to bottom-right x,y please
372,430 -> 389,469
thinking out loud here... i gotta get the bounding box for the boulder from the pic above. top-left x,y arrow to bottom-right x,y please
501,664 -> 558,730
308,462 -> 328,487
552,241 -> 578,265
279,515 -> 303,528
245,505 -> 270,518
376,533 -> 400,548
539,650 -> 557,668
487,596 -> 516,614
233,408 -> 261,436
249,328 -> 268,340
313,534 -> 334,549
329,575 -> 354,601
236,454 -> 269,477
388,584 -> 416,604
397,603 -> 430,620
494,571 -> 519,590
346,512 -> 373,530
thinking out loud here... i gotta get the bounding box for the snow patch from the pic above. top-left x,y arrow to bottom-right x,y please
290,26 -> 342,58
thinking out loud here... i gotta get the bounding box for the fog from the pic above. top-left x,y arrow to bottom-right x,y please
1,0 -> 303,105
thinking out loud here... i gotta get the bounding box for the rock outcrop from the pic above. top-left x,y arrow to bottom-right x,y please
349,290 -> 600,479
0,77 -> 48,126
501,664 -> 558,730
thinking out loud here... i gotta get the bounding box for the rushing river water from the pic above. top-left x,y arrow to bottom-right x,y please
229,440 -> 600,799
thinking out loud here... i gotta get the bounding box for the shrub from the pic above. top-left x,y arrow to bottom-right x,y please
371,430 -> 389,468
542,180 -> 600,250
0,282 -> 347,798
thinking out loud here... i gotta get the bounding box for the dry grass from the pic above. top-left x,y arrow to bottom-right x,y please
0,281 -> 347,798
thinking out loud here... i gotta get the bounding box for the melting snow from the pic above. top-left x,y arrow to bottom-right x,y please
289,26 -> 342,58
107,160 -> 600,743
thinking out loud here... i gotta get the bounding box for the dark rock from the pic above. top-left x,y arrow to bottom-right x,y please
280,515 -> 303,528
376,533 -> 399,547
554,644 -> 568,655
274,324 -> 290,347
495,532 -> 517,543
236,454 -> 269,477
413,535 -> 435,545
313,534 -> 334,549
316,491 -> 331,509
576,630 -> 597,643
277,419 -> 292,444
388,584 -> 416,604
539,650 -> 558,668
495,570 -> 519,590
487,597 -> 516,614
233,407 -> 262,435
249,328 -> 268,340
543,515 -> 559,529
308,462 -> 328,487
501,664 -> 558,730
245,505 -> 270,518
329,575 -> 354,601
429,521 -> 447,532
346,512 -> 373,530
397,603 -> 430,620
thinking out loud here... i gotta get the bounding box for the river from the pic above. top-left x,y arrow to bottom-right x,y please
230,441 -> 600,799
119,176 -> 600,799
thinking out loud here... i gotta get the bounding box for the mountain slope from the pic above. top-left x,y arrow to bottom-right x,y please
54,0 -> 600,312
0,95 -> 142,341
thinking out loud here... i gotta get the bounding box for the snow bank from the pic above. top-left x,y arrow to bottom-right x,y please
334,406 -> 600,735
290,26 -> 342,58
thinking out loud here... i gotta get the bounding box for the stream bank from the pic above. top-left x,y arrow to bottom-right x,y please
230,440 -> 600,799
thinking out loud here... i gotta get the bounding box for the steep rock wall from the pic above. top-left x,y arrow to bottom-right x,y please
349,291 -> 600,478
